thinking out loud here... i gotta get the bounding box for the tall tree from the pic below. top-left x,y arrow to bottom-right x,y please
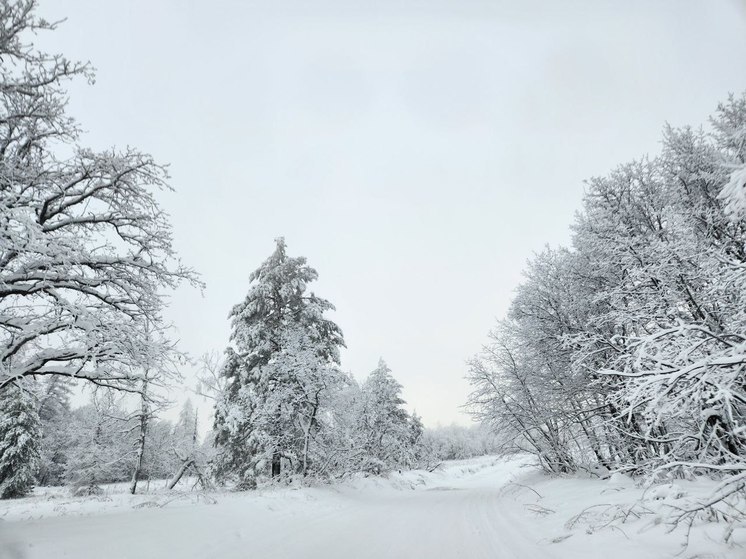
173,398 -> 198,453
0,0 -> 199,395
358,359 -> 413,473
0,380 -> 41,498
36,376 -> 73,485
127,328 -> 182,494
213,238 -> 345,487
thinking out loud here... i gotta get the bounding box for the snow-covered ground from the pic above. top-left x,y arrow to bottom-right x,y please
0,455 -> 742,559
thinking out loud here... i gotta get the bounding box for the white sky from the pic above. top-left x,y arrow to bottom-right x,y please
36,0 -> 746,427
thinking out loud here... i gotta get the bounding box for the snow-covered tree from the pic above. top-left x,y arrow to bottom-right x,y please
0,380 -> 41,498
36,376 -> 74,485
141,419 -> 177,482
468,90 -> 746,524
164,398 -> 213,490
127,328 -> 183,494
467,319 -> 580,473
421,423 -> 499,462
308,374 -> 365,477
213,238 -> 345,487
128,369 -> 153,495
715,93 -> 746,220
173,398 -> 198,453
64,394 -> 133,495
407,413 -> 425,463
358,359 -> 414,473
0,0 -> 199,395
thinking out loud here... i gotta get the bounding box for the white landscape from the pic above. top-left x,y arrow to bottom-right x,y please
2,1 -> 746,558
2,455 -> 741,559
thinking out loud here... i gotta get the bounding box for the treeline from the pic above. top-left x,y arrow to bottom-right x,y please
421,424 -> 501,462
2,203 -> 481,495
1,363 -> 495,499
207,238 -> 501,487
3,381 -> 209,497
467,94 -> 746,515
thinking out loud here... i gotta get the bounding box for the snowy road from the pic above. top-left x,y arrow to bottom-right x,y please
0,456 -> 736,559
2,488 -> 531,559
1,458 -> 555,559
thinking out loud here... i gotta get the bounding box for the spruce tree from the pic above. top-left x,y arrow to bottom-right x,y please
174,399 -> 198,451
359,359 -> 413,473
213,238 -> 344,487
0,381 -> 41,499
37,377 -> 73,486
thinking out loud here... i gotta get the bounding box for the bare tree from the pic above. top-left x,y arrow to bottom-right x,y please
127,326 -> 184,494
0,1 -> 200,394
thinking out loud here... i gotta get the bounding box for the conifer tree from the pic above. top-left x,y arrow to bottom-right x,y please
174,399 -> 198,452
37,376 -> 73,486
213,238 -> 345,487
359,359 -> 412,472
0,381 -> 41,498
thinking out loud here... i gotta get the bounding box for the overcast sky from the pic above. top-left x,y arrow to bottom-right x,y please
36,0 -> 746,427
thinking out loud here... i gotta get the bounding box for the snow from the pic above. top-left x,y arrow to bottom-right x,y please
0,455 -> 742,558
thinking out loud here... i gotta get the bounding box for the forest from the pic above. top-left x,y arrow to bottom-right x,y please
0,0 -> 745,551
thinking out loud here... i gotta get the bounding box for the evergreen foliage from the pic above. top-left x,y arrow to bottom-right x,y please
36,377 -> 73,486
359,359 -> 414,472
0,381 -> 41,498
213,239 -> 346,485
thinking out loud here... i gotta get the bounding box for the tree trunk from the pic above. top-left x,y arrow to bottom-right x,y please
271,451 -> 281,478
301,403 -> 318,476
168,458 -> 193,490
129,375 -> 150,495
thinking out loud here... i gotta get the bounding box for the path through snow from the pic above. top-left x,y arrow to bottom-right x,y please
0,456 -> 740,559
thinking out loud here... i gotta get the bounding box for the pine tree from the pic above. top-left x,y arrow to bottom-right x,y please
406,413 -> 425,467
213,238 -> 345,487
174,399 -> 198,452
167,398 -> 199,479
0,381 -> 41,498
37,377 -> 73,422
359,359 -> 412,473
37,377 -> 74,486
